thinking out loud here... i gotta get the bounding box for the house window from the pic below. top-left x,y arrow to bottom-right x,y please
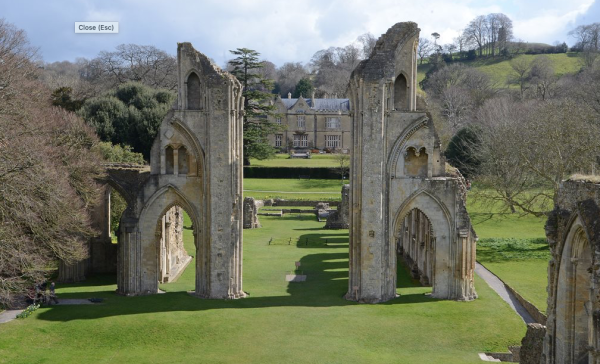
275,134 -> 282,147
325,135 -> 341,148
297,116 -> 305,129
275,117 -> 282,125
293,134 -> 308,148
326,117 -> 340,129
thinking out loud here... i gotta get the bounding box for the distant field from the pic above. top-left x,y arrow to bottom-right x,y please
249,154 -> 341,168
417,52 -> 583,89
244,178 -> 347,200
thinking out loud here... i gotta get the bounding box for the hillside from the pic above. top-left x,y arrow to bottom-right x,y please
417,52 -> 584,88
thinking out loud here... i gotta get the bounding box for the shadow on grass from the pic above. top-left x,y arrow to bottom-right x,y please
39,235 -> 434,322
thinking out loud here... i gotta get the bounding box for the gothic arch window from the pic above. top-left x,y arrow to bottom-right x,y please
178,146 -> 189,175
165,146 -> 174,174
394,73 -> 408,110
187,72 -> 202,110
555,223 -> 592,364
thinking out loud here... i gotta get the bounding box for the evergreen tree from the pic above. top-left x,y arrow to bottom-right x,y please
293,78 -> 314,98
229,48 -> 281,165
78,82 -> 175,159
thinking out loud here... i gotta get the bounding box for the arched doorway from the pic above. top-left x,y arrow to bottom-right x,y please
397,208 -> 434,287
392,191 -> 456,299
155,205 -> 194,290
132,186 -> 206,296
555,217 -> 592,364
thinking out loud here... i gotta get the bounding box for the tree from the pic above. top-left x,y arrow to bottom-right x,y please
529,56 -> 556,101
229,48 -> 282,165
293,78 -> 314,98
508,57 -> 531,99
569,23 -> 600,68
0,19 -> 104,308
334,153 -> 350,181
445,126 -> 481,178
78,82 -> 175,158
417,38 -> 434,65
357,33 -> 377,58
474,98 -> 600,216
463,15 -> 487,57
80,44 -> 177,91
51,86 -> 85,112
275,62 -> 309,97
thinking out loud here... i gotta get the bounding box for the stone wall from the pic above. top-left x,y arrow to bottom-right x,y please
158,206 -> 192,283
243,197 -> 264,229
325,184 -> 349,229
542,178 -> 600,364
346,22 -> 477,303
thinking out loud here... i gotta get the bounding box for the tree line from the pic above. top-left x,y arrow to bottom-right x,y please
423,21 -> 600,216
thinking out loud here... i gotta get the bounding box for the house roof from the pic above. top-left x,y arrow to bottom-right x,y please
280,98 -> 350,112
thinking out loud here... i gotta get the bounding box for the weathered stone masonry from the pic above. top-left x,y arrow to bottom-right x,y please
62,44 -> 245,299
346,22 -> 477,303
543,179 -> 600,364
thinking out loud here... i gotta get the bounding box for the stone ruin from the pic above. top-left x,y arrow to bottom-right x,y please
325,184 -> 349,229
60,43 -> 246,299
60,22 -> 478,306
346,22 -> 477,303
541,178 -> 600,364
243,197 -> 263,229
158,206 -> 192,283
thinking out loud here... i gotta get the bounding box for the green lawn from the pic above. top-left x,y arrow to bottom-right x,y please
0,209 -> 526,364
466,190 -> 549,313
244,178 -> 347,201
249,154 -> 341,167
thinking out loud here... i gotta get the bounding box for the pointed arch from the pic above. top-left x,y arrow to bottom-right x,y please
387,116 -> 430,177
554,214 -> 593,364
391,189 -> 453,298
171,118 -> 205,177
187,71 -> 202,110
394,72 -> 408,110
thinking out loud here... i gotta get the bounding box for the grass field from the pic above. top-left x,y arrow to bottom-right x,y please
417,52 -> 583,89
465,190 -> 549,313
249,154 -> 341,167
0,209 -> 526,364
244,178 -> 347,200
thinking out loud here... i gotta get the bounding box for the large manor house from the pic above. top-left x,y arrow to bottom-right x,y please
268,94 -> 351,152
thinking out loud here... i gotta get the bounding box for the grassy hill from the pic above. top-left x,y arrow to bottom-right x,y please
417,52 -> 584,88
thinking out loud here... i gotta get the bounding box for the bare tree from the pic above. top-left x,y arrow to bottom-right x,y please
463,15 -> 488,57
508,57 -> 531,99
357,33 -> 377,58
474,98 -> 600,216
529,56 -> 556,100
81,44 -> 177,91
276,62 -> 309,97
417,38 -> 434,65
0,19 -> 104,308
334,153 -> 350,180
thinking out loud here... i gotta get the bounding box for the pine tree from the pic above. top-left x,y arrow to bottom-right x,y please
229,48 -> 281,165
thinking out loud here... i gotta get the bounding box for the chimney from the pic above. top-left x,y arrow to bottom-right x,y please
288,92 -> 291,99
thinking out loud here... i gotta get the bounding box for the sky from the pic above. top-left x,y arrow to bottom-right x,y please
2,0 -> 599,67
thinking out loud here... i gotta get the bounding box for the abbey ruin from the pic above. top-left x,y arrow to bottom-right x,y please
59,22 -> 477,304
542,179 -> 600,364
346,22 -> 477,302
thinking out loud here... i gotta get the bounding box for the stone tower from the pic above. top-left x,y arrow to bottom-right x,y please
347,22 -> 477,303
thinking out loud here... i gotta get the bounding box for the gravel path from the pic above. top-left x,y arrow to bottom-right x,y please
475,262 -> 535,324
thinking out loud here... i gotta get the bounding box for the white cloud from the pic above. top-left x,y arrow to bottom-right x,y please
2,0 -> 598,64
